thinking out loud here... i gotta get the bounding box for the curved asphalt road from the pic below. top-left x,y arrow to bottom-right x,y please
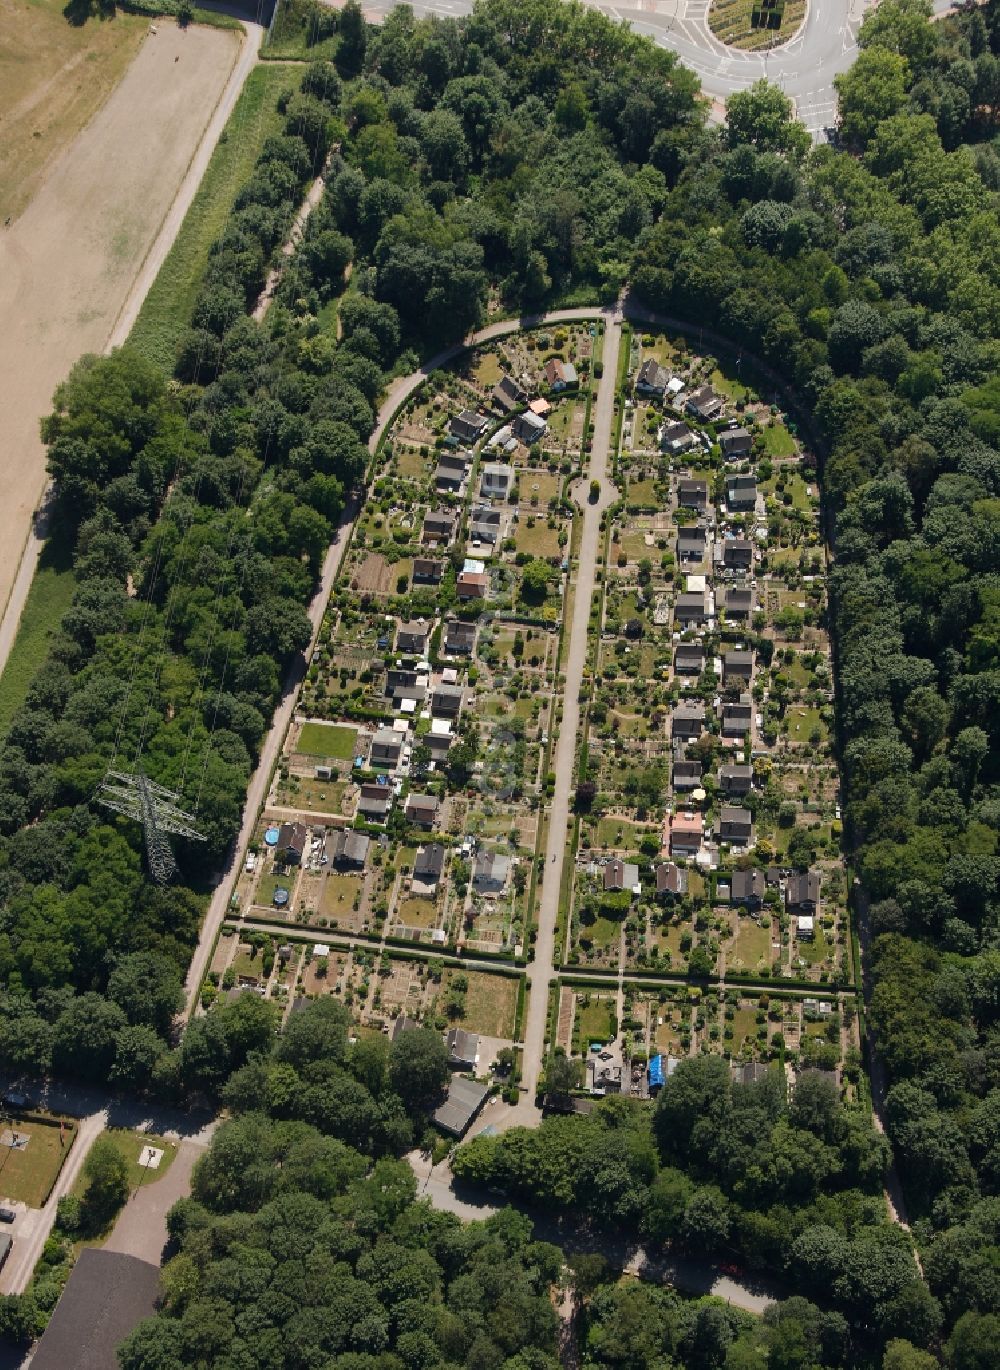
366,0 -> 959,141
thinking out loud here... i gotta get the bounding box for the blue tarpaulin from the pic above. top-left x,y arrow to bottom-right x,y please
648,1055 -> 665,1090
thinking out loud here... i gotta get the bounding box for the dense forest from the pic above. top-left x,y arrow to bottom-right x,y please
0,0 -> 996,1359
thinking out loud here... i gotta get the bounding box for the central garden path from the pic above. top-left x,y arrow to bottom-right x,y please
519,312 -> 622,1099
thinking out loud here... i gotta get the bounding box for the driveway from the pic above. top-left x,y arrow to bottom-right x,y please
104,1135 -> 210,1266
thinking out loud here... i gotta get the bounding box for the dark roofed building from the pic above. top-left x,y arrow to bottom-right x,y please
674,591 -> 707,624
672,758 -> 702,791
731,869 -> 765,907
636,357 -> 669,396
604,858 -> 640,893
405,792 -> 440,828
786,869 -> 821,912
722,699 -> 753,736
435,451 -> 469,493
513,410 -> 546,444
676,477 -> 709,510
655,861 -> 688,899
457,571 -> 488,600
30,1249 -> 161,1370
423,509 -> 456,545
470,506 -> 502,543
720,805 -> 753,844
412,557 -> 444,584
450,409 -> 488,444
733,1061 -> 769,1086
433,1075 -> 489,1136
397,619 -> 430,655
445,619 -> 476,656
723,538 -> 754,569
432,682 -> 464,718
720,763 -> 753,795
276,821 -> 307,864
726,472 -> 758,509
358,783 -> 392,820
332,829 -> 370,868
685,384 -> 723,421
413,842 -> 446,886
473,850 -> 510,893
672,699 -> 706,739
661,420 -> 696,453
723,649 -> 753,684
445,1027 -> 480,1070
720,427 -> 753,459
392,1014 -> 420,1040
371,726 -> 403,764
492,374 -> 525,412
676,523 -> 707,559
723,585 -> 755,620
674,642 -> 705,675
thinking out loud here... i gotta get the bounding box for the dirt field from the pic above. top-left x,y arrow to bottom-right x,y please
0,0 -> 147,222
0,20 -> 240,626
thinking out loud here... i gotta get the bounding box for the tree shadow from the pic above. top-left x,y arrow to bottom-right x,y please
63,0 -> 117,25
63,0 -> 94,26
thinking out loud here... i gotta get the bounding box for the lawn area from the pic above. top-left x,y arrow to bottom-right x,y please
474,352 -> 503,387
108,1129 -> 178,1191
0,1115 -> 77,1208
711,367 -> 751,404
128,63 -> 299,371
232,941 -> 268,980
785,706 -> 827,745
396,897 -> 441,929
784,472 -> 814,513
320,872 -> 361,920
728,1007 -> 760,1055
442,970 -> 519,1038
296,721 -> 357,760
708,0 -> 806,50
796,922 -> 833,967
593,817 -> 645,849
574,994 -> 616,1049
396,447 -> 429,479
761,423 -> 797,458
274,776 -> 348,813
626,479 -> 659,509
730,916 -> 773,970
256,871 -> 290,907
581,913 -> 621,954
0,1 -> 146,221
514,520 -> 562,558
0,547 -> 76,738
520,471 -> 562,505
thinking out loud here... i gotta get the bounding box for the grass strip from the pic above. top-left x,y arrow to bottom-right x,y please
127,63 -> 300,372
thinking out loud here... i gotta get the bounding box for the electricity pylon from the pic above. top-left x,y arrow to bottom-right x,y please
97,769 -> 205,884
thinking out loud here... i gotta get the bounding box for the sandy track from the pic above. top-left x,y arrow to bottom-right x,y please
0,20 -> 242,645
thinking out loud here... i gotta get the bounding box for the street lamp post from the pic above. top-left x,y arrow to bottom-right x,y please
132,1145 -> 156,1201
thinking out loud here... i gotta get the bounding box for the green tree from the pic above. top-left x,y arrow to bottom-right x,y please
388,1027 -> 449,1113
81,1135 -> 129,1231
834,48 -> 910,147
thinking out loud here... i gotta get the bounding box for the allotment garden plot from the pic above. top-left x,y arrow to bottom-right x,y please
554,326 -> 858,1105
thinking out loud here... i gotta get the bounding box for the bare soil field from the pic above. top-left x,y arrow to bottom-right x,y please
0,19 -> 239,625
0,0 -> 147,222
